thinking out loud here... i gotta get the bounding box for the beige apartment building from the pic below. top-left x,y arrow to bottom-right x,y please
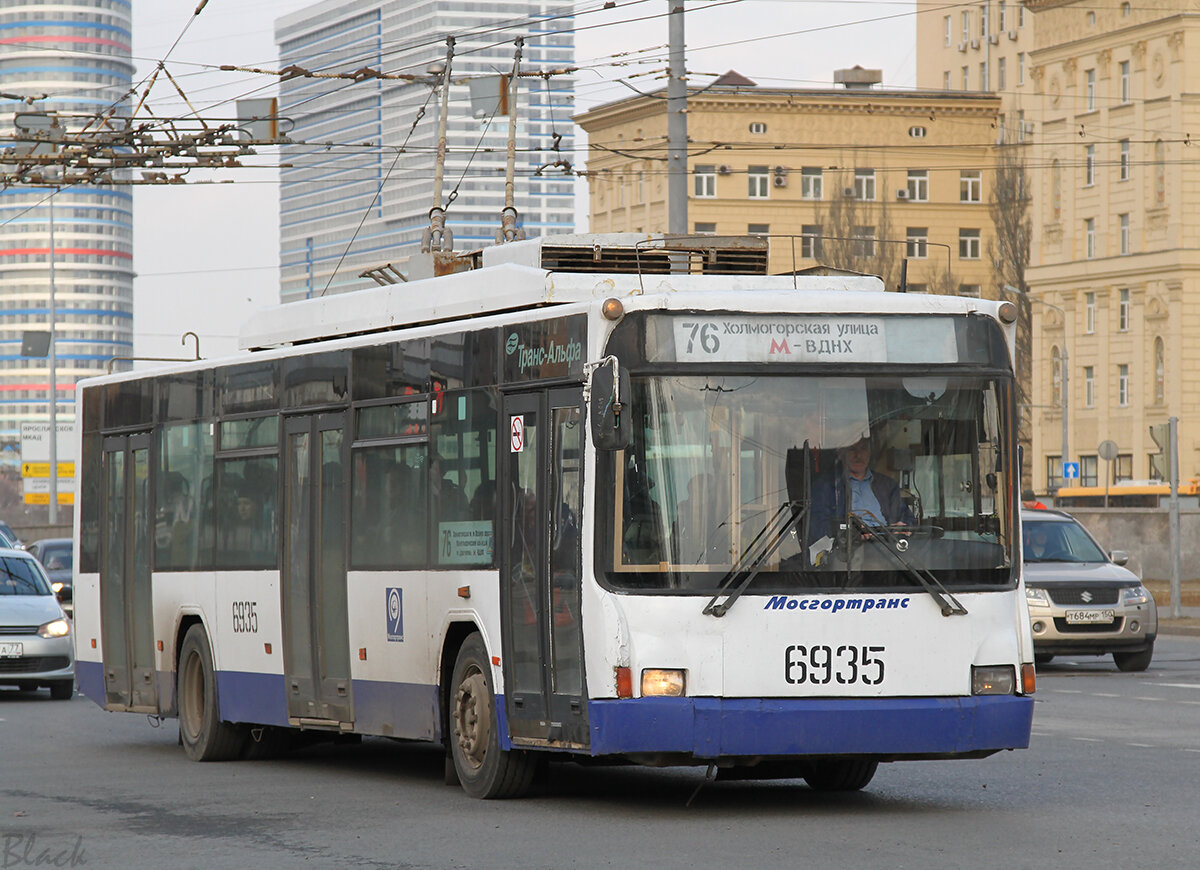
918,2 -> 1200,493
576,71 -> 1001,292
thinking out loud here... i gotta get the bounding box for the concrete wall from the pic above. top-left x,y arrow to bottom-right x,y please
1061,508 -> 1198,582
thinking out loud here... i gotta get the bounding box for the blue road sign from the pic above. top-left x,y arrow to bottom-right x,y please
1063,461 -> 1080,480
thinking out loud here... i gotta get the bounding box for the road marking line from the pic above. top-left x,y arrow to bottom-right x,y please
1092,693 -> 1121,698
1181,701 -> 1200,706
1127,743 -> 1155,748
1072,737 -> 1102,743
1052,689 -> 1084,694
1184,749 -> 1200,754
1153,683 -> 1200,690
1133,697 -> 1165,702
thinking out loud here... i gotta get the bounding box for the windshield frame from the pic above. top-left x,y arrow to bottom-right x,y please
594,362 -> 1020,596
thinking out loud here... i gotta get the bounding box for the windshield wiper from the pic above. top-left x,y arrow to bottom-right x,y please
846,515 -> 968,617
702,500 -> 810,617
703,443 -> 816,617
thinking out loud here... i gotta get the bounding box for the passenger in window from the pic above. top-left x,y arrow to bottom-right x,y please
431,452 -> 470,522
810,434 -> 913,539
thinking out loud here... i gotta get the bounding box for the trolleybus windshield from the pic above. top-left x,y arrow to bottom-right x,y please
598,313 -> 1016,593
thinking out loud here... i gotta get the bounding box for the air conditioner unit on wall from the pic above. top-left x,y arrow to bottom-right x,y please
773,175 -> 788,188
717,165 -> 733,175
957,41 -> 968,52
896,189 -> 910,200
843,187 -> 856,198
970,38 -> 980,49
989,34 -> 999,45
1008,29 -> 1018,40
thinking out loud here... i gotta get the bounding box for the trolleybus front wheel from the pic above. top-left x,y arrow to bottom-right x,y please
178,624 -> 246,761
803,758 -> 879,792
449,633 -> 536,798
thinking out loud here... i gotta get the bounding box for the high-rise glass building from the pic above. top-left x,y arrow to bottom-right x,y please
276,0 -> 575,302
0,0 -> 134,461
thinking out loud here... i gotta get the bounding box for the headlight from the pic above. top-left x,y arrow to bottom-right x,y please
1121,585 -> 1151,606
37,618 -> 71,639
641,668 -> 686,697
1025,586 -> 1050,606
972,665 -> 1016,695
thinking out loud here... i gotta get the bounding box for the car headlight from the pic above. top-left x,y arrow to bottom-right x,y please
1025,586 -> 1050,606
37,618 -> 71,638
1121,585 -> 1151,606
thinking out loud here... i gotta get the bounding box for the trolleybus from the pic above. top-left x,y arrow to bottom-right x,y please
73,233 -> 1035,797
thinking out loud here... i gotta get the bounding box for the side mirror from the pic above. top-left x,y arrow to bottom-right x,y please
590,361 -> 632,451
53,583 -> 72,603
1109,550 -> 1129,566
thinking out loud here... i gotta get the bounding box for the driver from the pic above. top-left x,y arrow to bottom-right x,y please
810,434 -> 914,540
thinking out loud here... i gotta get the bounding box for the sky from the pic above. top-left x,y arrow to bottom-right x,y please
130,0 -> 918,360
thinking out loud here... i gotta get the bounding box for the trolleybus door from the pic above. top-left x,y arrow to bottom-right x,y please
99,433 -> 158,712
500,389 -> 589,748
281,413 -> 353,726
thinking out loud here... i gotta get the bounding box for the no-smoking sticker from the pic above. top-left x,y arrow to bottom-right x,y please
510,415 -> 525,453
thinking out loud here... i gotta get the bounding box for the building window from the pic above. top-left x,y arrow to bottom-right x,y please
961,10 -> 970,43
694,222 -> 716,234
1119,214 -> 1130,255
1081,455 -> 1098,487
801,167 -> 823,200
747,223 -> 770,236
1084,366 -> 1095,407
1018,53 -> 1025,85
801,224 -> 822,258
944,14 -> 952,46
1019,6 -> 1025,26
999,2 -> 1008,32
1051,159 -> 1062,220
1119,139 -> 1130,180
693,165 -> 716,198
1117,288 -> 1131,331
1051,346 -> 1062,406
980,2 -> 988,36
1154,337 -> 1165,403
1085,68 -> 1096,110
1047,455 -> 1062,488
1119,60 -> 1130,103
958,228 -> 981,259
1155,140 -> 1166,205
1087,10 -> 1096,26
962,66 -> 969,90
960,170 -> 981,202
748,166 -> 769,198
748,121 -> 767,134
1085,218 -> 1095,259
1117,363 -> 1130,406
958,284 -> 982,298
943,70 -> 952,90
854,168 -> 876,201
906,227 -> 928,258
1085,145 -> 1095,186
1122,1 -> 1131,15
1114,454 -> 1133,483
906,169 -> 929,201
998,57 -> 1007,91
1085,291 -> 1096,332
852,226 -> 876,258
980,61 -> 988,90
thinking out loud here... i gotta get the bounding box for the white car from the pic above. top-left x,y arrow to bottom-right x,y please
1022,510 -> 1156,672
0,547 -> 75,699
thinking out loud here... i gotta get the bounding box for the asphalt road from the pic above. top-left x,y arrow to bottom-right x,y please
3,636 -> 1199,870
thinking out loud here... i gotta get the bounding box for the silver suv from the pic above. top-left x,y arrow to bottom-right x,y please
1022,509 -> 1157,671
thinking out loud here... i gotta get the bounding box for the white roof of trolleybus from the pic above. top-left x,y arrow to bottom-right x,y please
238,234 -> 1008,352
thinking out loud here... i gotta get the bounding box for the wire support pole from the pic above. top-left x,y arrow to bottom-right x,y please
427,36 -> 456,253
500,37 -> 524,243
666,0 -> 687,235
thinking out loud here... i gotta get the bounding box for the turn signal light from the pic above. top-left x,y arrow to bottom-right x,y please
1021,663 -> 1037,695
615,666 -> 633,698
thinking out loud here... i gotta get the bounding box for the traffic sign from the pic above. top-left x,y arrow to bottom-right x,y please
1062,461 -> 1080,480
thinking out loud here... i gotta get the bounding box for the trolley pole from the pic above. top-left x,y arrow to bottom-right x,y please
666,0 -> 687,235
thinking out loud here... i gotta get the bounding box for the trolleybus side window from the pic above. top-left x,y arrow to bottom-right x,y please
156,421 -> 215,571
215,415 -> 279,569
350,400 -> 429,569
431,388 -> 499,567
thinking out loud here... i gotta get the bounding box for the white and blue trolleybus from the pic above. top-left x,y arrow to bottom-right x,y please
73,233 -> 1035,797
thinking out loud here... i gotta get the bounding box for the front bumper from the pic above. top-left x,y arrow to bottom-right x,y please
586,694 -> 1034,760
1027,599 -> 1156,656
0,633 -> 75,686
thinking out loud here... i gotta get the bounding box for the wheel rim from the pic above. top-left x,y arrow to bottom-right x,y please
180,648 -> 204,740
453,665 -> 490,772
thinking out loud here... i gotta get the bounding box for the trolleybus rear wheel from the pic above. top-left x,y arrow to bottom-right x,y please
178,624 -> 245,761
449,633 -> 536,798
803,759 -> 879,792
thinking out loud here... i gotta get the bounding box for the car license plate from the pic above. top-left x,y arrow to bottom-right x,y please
0,642 -> 22,657
1065,609 -> 1116,624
